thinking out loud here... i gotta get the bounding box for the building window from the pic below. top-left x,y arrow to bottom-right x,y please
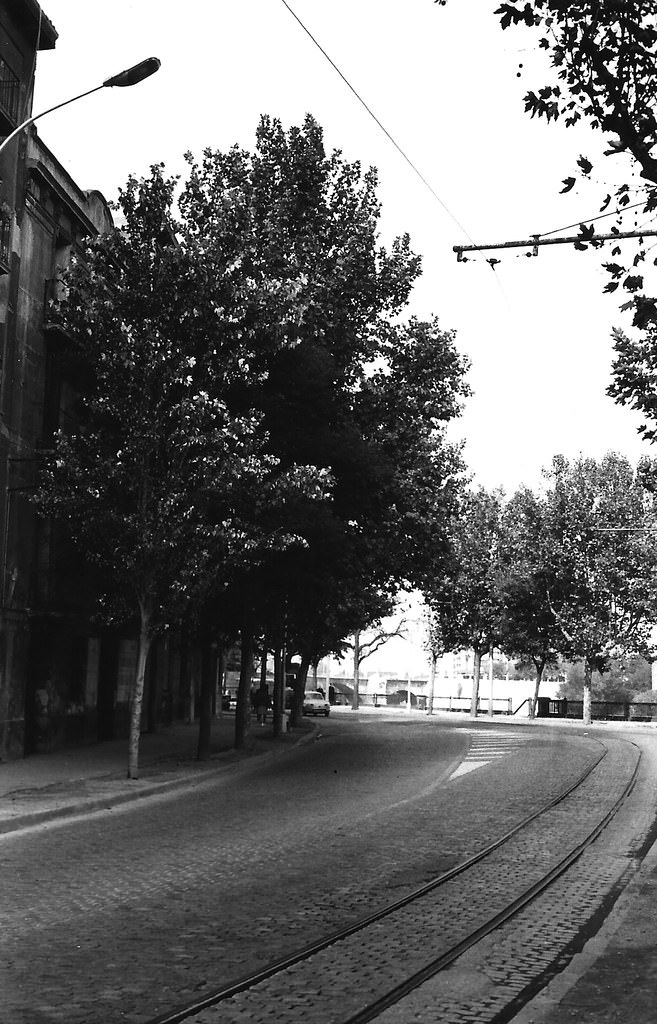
0,57 -> 20,125
0,210 -> 11,273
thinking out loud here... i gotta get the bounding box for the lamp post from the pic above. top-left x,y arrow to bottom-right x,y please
0,57 -> 161,159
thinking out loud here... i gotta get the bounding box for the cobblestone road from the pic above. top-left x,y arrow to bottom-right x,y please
1,717 -> 605,1023
170,735 -> 640,1024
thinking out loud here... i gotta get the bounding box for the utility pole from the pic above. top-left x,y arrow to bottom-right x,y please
454,228 -> 657,263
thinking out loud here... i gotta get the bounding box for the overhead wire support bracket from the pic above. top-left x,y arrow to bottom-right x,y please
454,228 -> 657,262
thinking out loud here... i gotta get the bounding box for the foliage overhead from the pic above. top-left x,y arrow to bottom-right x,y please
36,165 -> 328,633
438,1 -> 657,326
35,112 -> 473,757
178,115 -> 469,652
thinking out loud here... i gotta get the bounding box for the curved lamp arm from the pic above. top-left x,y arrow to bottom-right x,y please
0,57 -> 161,159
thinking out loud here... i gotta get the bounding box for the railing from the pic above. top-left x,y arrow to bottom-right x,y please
536,698 -> 657,722
429,694 -> 513,715
0,57 -> 20,125
353,693 -> 514,715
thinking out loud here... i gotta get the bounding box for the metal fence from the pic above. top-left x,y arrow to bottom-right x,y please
537,697 -> 657,722
355,693 -> 514,714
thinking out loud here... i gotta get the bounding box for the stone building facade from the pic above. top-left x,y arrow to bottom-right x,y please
0,1 -> 120,757
0,2 -> 210,759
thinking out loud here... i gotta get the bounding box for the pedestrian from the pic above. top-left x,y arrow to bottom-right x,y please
253,682 -> 271,726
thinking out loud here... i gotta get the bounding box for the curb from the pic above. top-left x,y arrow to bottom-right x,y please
0,722 -> 318,836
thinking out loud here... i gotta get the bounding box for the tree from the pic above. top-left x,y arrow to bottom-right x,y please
610,329 -> 657,442
285,568 -> 395,720
422,488 -> 506,719
179,116 -> 420,722
345,617 -> 408,710
435,2 -> 657,329
559,655 -> 652,702
423,604 -> 444,716
179,115 -> 468,724
541,452 -> 657,723
35,168 -> 322,777
498,486 -> 562,717
496,2 -> 657,313
356,317 -> 469,592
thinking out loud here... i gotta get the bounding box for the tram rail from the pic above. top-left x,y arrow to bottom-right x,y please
143,737 -> 641,1024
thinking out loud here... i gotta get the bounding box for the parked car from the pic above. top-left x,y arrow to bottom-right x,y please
303,690 -> 330,717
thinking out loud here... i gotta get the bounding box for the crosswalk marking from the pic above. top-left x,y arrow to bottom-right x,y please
449,731 -> 529,781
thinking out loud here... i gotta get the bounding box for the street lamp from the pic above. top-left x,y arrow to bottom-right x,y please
0,57 -> 161,159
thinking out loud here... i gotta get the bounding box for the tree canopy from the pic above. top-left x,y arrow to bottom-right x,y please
35,163 -> 327,773
179,115 -> 469,719
36,114 -> 471,758
437,2 -> 657,325
422,487 -> 506,718
498,486 -> 562,715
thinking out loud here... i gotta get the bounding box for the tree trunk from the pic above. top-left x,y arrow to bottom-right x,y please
259,640 -> 268,687
146,638 -> 160,733
583,658 -> 593,725
0,624 -> 11,761
291,654 -> 310,728
196,643 -> 215,761
127,607 -> 152,779
352,630 -> 360,711
470,648 -> 482,720
179,634 -> 189,723
187,648 -> 196,724
530,658 -> 545,719
216,645 -> 227,718
234,625 -> 254,750
272,644 -> 282,737
427,653 -> 437,715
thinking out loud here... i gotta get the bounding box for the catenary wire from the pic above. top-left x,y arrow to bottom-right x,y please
537,196 -> 652,238
278,0 -> 477,247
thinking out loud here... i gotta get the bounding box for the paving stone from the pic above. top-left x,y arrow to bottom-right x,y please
0,720 -> 637,1024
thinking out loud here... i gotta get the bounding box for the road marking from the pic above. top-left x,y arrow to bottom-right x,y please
449,731 -> 529,781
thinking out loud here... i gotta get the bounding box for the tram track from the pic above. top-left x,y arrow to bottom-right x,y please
144,736 -> 641,1024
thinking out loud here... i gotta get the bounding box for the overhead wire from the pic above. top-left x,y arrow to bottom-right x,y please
277,0 -> 477,248
537,196 -> 654,238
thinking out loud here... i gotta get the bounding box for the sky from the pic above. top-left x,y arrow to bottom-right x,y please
32,0 -> 651,494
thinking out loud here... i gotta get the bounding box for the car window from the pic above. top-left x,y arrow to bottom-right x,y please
305,692 -> 321,700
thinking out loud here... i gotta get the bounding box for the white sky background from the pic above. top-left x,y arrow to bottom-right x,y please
32,0 -> 651,494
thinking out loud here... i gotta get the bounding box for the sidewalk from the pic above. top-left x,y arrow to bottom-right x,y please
0,713 -> 314,834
